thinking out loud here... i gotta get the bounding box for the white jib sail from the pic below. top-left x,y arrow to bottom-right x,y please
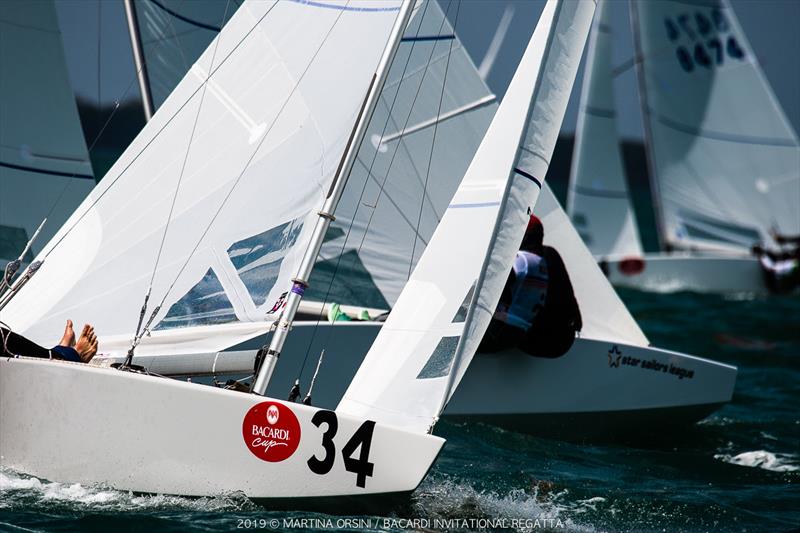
0,0 -> 95,265
0,0 -> 404,355
540,183 -> 647,346
338,0 -> 596,434
567,0 -> 643,258
631,0 -> 800,253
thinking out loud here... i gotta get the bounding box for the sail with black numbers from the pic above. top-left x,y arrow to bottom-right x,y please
631,0 -> 800,253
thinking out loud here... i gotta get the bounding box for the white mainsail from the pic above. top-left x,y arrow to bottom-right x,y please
120,0 -> 491,309
567,0 -> 643,258
0,0 -> 405,355
631,0 -> 800,253
338,0 -> 595,434
0,0 -> 95,265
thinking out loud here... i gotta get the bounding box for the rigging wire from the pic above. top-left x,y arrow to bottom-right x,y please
292,0 -> 459,387
408,0 -> 460,280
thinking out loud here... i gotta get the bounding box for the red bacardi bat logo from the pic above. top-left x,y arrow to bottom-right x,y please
243,401 -> 301,462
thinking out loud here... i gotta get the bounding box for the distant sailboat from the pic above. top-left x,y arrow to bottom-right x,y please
0,0 -> 95,269
569,0 -> 800,294
1,0 -> 597,500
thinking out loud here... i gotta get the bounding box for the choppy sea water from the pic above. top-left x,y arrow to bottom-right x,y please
1,290 -> 798,532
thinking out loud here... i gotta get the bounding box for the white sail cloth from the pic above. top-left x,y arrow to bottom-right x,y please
631,0 -> 799,253
567,0 -> 643,258
0,0 -> 95,265
120,0 -> 488,310
540,184 -> 647,346
1,0 -> 403,353
339,0 -> 595,434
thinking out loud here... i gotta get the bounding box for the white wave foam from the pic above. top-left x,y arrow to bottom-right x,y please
714,450 -> 800,472
414,477 -> 598,532
0,467 -> 257,512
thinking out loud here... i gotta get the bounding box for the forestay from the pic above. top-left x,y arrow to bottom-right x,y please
0,0 -> 95,265
338,0 -> 595,434
567,0 -> 643,258
0,0 -> 404,354
631,0 -> 799,253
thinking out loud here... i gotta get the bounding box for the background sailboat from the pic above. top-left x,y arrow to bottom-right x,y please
569,0 -> 800,294
0,0 -> 95,269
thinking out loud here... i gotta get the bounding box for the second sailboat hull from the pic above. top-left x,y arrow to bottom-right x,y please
600,253 -> 766,294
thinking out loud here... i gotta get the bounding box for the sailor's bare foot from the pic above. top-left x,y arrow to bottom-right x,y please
58,319 -> 76,348
75,324 -> 98,363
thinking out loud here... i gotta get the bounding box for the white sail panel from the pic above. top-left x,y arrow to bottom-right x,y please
0,0 -> 94,265
540,184 -> 647,346
632,0 -> 799,253
338,0 -> 595,433
317,0 -> 497,307
567,0 -> 643,258
1,0 -> 403,353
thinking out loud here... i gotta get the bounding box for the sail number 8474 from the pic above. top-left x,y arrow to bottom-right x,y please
663,9 -> 746,73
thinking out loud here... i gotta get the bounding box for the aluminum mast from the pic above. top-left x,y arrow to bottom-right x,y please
124,0 -> 154,121
252,0 -> 416,395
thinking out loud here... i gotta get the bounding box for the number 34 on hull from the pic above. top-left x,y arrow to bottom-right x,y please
0,357 -> 444,501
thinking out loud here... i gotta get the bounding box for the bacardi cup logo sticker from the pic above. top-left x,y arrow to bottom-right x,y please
243,401 -> 301,462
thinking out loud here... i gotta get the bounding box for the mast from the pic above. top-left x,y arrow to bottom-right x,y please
124,0 -> 154,121
251,0 -> 416,396
629,0 -> 667,252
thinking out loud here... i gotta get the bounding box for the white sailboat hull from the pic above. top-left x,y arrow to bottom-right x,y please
0,356 -> 443,501
447,336 -> 735,436
93,322 -> 736,436
600,253 -> 766,294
